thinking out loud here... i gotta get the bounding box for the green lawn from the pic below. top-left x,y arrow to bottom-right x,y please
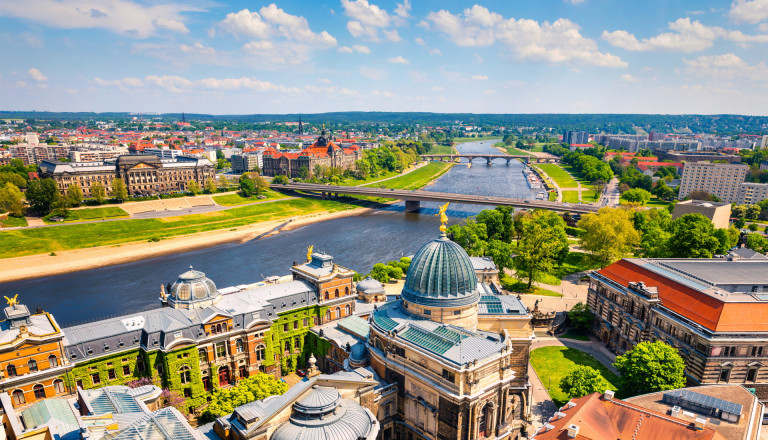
492,142 -> 534,156
364,162 -> 453,191
537,164 -> 579,187
562,191 -> 581,203
44,206 -> 129,223
212,190 -> 289,206
548,192 -> 557,202
0,216 -> 27,228
553,252 -> 601,278
0,198 -> 360,259
428,143 -> 456,154
561,165 -> 594,185
560,329 -> 591,341
646,197 -> 670,209
530,346 -> 619,407
336,169 -> 401,186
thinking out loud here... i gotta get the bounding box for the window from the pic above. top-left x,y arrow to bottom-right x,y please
91,373 -> 101,385
723,346 -> 737,357
48,355 -> 58,368
76,380 -> 84,389
33,384 -> 45,400
294,339 -> 300,349
285,341 -> 291,352
137,358 -> 145,373
325,310 -> 331,321
179,366 -> 191,384
441,369 -> 455,382
719,368 -> 731,382
6,364 -> 16,377
313,316 -> 318,326
108,369 -> 116,380
215,342 -> 227,359
335,306 -> 341,318
28,359 -> 38,372
156,365 -> 164,376
335,289 -> 339,298
198,348 -> 208,362
424,309 -> 431,316
293,321 -> 298,330
256,346 -> 265,361
324,291 -> 329,300
123,365 -> 130,375
345,286 -> 349,296
53,379 -> 65,394
283,323 -> 289,332
747,368 -> 759,382
236,339 -> 244,354
751,346 -> 763,357
183,388 -> 192,398
345,304 -> 351,315
303,318 -> 309,327
12,390 -> 25,406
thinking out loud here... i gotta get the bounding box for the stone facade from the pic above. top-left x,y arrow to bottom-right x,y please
261,129 -> 361,177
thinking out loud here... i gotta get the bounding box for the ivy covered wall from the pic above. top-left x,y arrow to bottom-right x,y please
66,349 -> 144,390
268,304 -> 329,374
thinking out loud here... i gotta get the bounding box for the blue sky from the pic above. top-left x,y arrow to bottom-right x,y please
2,0 -> 768,115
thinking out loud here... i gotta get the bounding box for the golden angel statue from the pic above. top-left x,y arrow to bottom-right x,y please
436,202 -> 450,233
306,245 -> 314,262
4,294 -> 19,307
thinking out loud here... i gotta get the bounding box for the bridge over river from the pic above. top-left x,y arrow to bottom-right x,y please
270,183 -> 598,214
420,154 -> 559,164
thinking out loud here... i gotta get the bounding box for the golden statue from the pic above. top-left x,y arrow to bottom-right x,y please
436,202 -> 450,233
306,245 -> 314,262
4,294 -> 19,307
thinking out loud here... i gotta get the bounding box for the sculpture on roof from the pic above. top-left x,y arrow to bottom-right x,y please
306,245 -> 314,263
4,294 -> 18,307
436,202 -> 450,233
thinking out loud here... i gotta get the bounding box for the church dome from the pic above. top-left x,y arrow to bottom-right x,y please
401,233 -> 480,308
349,340 -> 369,366
356,277 -> 384,294
169,267 -> 220,309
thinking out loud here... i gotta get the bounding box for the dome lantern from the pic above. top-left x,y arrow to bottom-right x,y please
168,266 -> 220,309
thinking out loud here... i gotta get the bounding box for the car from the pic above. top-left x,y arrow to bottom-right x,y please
296,369 -> 307,377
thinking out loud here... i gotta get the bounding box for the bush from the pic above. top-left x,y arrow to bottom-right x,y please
272,175 -> 290,184
559,366 -> 609,399
565,226 -> 584,237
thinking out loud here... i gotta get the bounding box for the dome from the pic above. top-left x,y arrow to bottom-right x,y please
293,385 -> 341,416
169,267 -> 220,309
401,233 -> 480,308
348,340 -> 369,365
356,277 -> 384,294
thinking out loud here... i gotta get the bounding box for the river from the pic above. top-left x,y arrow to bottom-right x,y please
2,141 -> 542,326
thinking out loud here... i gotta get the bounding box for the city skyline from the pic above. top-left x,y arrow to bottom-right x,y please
2,0 -> 768,115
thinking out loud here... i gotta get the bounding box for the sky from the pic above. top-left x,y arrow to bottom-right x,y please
3,0 -> 768,115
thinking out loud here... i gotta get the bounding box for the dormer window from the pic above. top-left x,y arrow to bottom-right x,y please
86,347 -> 93,355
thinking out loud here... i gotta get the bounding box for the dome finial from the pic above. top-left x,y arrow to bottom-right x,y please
436,202 -> 450,234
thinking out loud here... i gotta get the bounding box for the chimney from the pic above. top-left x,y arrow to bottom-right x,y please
604,390 -> 615,401
567,424 -> 580,438
694,416 -> 708,430
671,406 -> 681,418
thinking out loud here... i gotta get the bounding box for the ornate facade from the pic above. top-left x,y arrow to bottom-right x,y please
261,128 -> 361,177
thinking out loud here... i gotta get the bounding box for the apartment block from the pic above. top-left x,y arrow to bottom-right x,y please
736,182 -> 768,205
679,161 -> 749,203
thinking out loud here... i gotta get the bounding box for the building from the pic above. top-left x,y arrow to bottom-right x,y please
469,256 -> 500,284
261,128 -> 361,177
679,161 -> 749,203
657,150 -> 741,164
672,200 -> 732,229
562,131 -> 589,145
531,390 -> 728,440
39,154 -> 215,197
143,147 -> 183,158
9,144 -> 71,165
587,257 -> 768,401
356,277 -> 386,303
230,153 -> 263,174
736,182 -> 768,205
368,229 -> 534,439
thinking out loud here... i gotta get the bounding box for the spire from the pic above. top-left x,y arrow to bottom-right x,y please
298,115 -> 303,135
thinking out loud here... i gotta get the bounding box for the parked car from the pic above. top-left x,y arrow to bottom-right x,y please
296,369 -> 306,377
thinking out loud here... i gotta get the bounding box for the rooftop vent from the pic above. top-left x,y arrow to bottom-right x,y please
671,406 -> 681,418
694,416 -> 708,430
604,390 -> 615,401
567,424 -> 580,438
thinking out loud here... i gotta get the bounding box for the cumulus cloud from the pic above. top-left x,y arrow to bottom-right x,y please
108,75 -> 299,93
0,0 -> 198,38
471,74 -> 488,80
180,42 -> 216,55
28,67 -> 47,82
429,48 -> 442,55
220,9 -> 271,38
341,0 -> 408,41
430,86 -> 444,91
388,55 -> 409,64
93,77 -> 143,89
221,5 -> 336,46
620,73 -> 641,82
373,90 -> 396,97
602,17 -> 768,52
414,37 -> 425,46
426,4 -> 626,67
729,0 -> 768,24
682,53 -> 768,81
338,44 -> 371,53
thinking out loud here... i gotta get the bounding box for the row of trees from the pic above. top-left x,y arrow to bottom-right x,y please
561,150 -> 614,183
355,258 -> 411,284
201,373 -> 288,422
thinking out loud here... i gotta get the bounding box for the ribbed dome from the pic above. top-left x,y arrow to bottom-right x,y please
169,266 -> 220,309
349,340 -> 369,364
293,386 -> 340,416
356,277 -> 384,294
401,233 -> 480,308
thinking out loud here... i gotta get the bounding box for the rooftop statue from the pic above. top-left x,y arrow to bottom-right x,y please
436,202 -> 450,233
306,245 -> 314,263
4,294 -> 18,307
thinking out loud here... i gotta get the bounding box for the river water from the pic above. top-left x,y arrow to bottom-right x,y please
2,141 -> 541,325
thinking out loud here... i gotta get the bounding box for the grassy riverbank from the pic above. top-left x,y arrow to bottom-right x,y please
366,162 -> 453,190
0,198 -> 360,259
43,206 -> 129,223
212,189 -> 289,206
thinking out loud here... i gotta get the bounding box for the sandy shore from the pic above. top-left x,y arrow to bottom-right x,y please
0,206 -> 375,283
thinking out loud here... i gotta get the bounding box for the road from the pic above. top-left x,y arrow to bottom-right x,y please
599,178 -> 620,207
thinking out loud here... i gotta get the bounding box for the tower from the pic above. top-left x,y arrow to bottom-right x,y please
298,115 -> 303,135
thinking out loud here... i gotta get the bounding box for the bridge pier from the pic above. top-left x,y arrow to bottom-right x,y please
404,200 -> 421,212
486,158 -> 492,166
321,191 -> 327,199
505,158 -> 511,166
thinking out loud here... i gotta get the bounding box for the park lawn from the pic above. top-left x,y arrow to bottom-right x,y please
560,329 -> 590,341
562,191 -> 581,203
0,216 -> 27,228
548,192 -> 557,202
537,164 -> 579,187
336,169 -> 401,186
561,165 -> 594,186
428,143 -> 456,154
553,252 -> 601,279
530,346 -> 619,407
364,162 -> 453,191
581,189 -> 599,202
529,287 -> 563,297
213,189 -> 289,206
0,198 -> 359,259
646,197 -> 670,209
44,206 -> 129,223
492,142 -> 534,156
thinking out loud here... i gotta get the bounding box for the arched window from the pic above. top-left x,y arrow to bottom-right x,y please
345,286 -> 349,296
345,304 -> 351,316
325,310 -> 331,322
324,291 -> 329,300
236,339 -> 244,353
28,359 -> 38,372
33,384 -> 45,400
179,365 -> 191,384
335,289 -> 339,298
284,341 -> 291,352
48,355 -> 58,368
7,364 -> 16,377
12,390 -> 25,406
335,307 -> 341,318
53,379 -> 65,394
255,345 -> 266,361
216,323 -> 222,333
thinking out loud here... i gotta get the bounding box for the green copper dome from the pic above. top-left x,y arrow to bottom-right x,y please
401,233 -> 480,308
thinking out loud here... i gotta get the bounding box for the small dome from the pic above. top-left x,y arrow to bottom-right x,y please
349,340 -> 369,364
356,277 -> 384,294
401,233 -> 480,308
293,385 -> 341,416
169,267 -> 219,309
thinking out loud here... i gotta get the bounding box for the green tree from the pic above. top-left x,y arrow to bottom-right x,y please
272,175 -> 290,185
746,204 -> 761,220
202,373 -> 287,421
613,341 -> 686,397
297,166 -> 309,180
666,214 -> 721,258
239,174 -> 255,197
734,218 -> 746,229
714,227 -> 740,254
620,188 -> 652,205
187,180 -> 201,195
513,210 -> 569,289
111,178 -> 128,201
218,174 -> 229,188
447,220 -> 488,256
578,207 -> 640,267
746,233 -> 768,253
90,182 -> 106,204
254,175 -> 269,195
66,183 -> 83,207
0,182 -> 24,216
568,302 -> 594,332
748,223 -> 759,232
732,205 -> 747,218
26,178 -> 59,214
485,239 -> 514,272
559,366 -> 610,400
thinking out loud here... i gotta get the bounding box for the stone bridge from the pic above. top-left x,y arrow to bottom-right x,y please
420,154 -> 559,164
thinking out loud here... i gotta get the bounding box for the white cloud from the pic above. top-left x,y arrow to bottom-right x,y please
180,43 -> 215,55
620,73 -> 641,82
429,48 -> 442,55
565,0 -> 586,3
394,0 -> 411,18
304,85 -> 361,96
338,46 -> 354,53
28,67 -> 47,82
360,66 -> 387,80
383,29 -> 401,41
388,55 -> 409,64
242,41 -> 315,65
730,0 -> 768,24
474,54 -> 484,63
408,71 -> 427,82
341,0 -> 407,41
93,77 -> 143,88
15,81 -> 27,88
0,0 -> 199,38
220,9 -> 270,38
317,78 -> 333,84
682,53 -> 768,81
602,17 -> 768,52
338,44 -> 370,53
221,5 -> 336,46
471,74 -> 488,80
414,37 -> 425,46
426,5 -> 626,67
142,75 -> 298,93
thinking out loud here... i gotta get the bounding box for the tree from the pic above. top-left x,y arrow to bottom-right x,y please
254,175 -> 269,195
187,180 -> 201,195
620,188 -> 651,205
685,190 -> 720,202
218,174 -> 229,188
66,183 -> 83,207
746,204 -> 761,220
272,175 -> 289,184
665,214 -> 721,258
613,341 -> 686,397
0,182 -> 24,216
239,173 -> 256,197
90,182 -> 106,204
734,218 -> 746,229
26,178 -> 59,214
746,233 -> 768,253
513,210 -> 569,289
714,227 -> 740,254
732,205 -> 747,218
568,302 -> 594,332
578,207 -> 640,267
448,220 -> 488,256
297,166 -> 309,180
202,373 -> 288,422
560,366 -> 610,399
205,179 -> 217,194
111,178 -> 128,201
